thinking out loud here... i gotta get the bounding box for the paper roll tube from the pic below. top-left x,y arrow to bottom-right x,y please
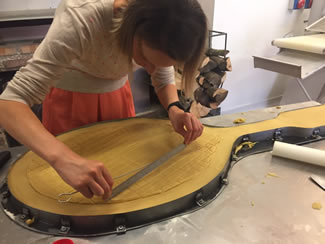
272,141 -> 325,167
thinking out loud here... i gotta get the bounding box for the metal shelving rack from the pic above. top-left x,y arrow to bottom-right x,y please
208,30 -> 228,57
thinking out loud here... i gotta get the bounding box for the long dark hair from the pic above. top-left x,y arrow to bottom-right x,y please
113,0 -> 208,97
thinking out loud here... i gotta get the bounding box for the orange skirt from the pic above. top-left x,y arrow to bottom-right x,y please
42,81 -> 135,135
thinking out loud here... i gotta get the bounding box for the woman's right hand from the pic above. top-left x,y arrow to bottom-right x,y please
52,154 -> 114,200
0,100 -> 114,200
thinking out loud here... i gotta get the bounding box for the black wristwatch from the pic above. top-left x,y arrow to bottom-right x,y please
167,101 -> 184,112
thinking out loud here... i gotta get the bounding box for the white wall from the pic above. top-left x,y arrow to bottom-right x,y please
213,0 -> 316,114
0,0 -> 215,40
0,0 -> 214,27
0,0 -> 60,11
199,0 -> 215,29
2,0 -> 320,114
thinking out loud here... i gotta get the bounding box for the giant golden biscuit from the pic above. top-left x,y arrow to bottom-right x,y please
7,105 -> 325,216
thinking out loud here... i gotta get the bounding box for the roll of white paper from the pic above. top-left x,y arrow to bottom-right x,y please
272,141 -> 325,167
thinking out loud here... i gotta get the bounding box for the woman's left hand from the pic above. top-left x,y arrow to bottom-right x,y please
168,106 -> 204,144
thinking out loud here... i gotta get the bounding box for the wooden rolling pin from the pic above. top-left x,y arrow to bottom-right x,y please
272,141 -> 325,167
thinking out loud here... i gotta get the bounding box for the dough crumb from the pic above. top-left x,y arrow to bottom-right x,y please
267,172 -> 279,178
312,202 -> 322,210
233,118 -> 246,124
261,181 -> 265,184
25,217 -> 35,226
251,201 -> 255,206
234,141 -> 257,155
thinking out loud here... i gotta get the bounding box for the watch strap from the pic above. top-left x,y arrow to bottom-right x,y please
167,101 -> 184,112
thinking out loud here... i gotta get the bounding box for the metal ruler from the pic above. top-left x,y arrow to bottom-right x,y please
57,144 -> 186,203
109,144 -> 186,200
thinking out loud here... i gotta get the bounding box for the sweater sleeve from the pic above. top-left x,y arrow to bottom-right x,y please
0,4 -> 89,106
151,66 -> 175,92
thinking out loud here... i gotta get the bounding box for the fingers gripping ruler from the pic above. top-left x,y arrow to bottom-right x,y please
58,144 -> 186,202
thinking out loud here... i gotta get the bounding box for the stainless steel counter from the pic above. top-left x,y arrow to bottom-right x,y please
1,139 -> 325,244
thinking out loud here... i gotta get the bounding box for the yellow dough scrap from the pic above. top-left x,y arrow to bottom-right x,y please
312,202 -> 322,210
25,217 -> 35,226
234,141 -> 256,155
233,118 -> 246,124
267,172 -> 279,178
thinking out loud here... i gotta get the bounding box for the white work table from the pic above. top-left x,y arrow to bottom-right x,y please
0,103 -> 324,244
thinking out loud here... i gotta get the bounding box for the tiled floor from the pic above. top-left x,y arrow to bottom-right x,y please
0,129 -> 8,150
